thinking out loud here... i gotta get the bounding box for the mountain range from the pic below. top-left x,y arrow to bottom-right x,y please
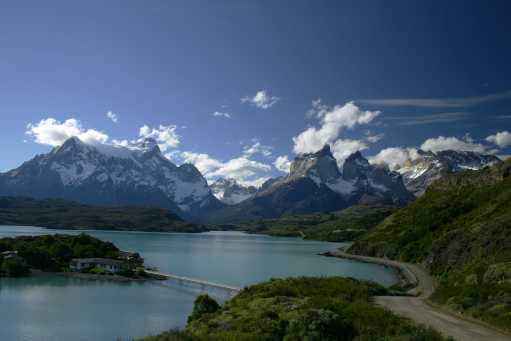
0,137 -> 222,221
0,137 -> 502,223
208,145 -> 414,223
396,149 -> 501,196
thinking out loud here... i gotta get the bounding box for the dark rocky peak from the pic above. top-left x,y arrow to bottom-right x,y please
342,151 -> 371,181
289,144 -> 340,183
53,136 -> 87,154
177,163 -> 204,181
137,138 -> 161,153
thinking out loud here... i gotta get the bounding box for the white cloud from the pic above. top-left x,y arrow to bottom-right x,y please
358,90 -> 511,108
180,151 -> 223,175
242,139 -> 273,158
106,111 -> 119,123
26,118 -> 109,146
138,124 -> 180,152
384,112 -> 471,126
241,90 -> 279,109
292,101 -> 380,154
180,151 -> 272,187
365,132 -> 384,143
420,135 -> 487,153
212,111 -> 231,119
208,157 -> 272,180
369,147 -> 420,170
330,139 -> 369,166
486,131 -> 511,148
274,155 -> 291,173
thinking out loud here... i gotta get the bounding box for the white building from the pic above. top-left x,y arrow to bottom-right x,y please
70,258 -> 125,273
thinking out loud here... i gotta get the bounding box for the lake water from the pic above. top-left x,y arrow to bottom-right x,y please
0,226 -> 398,341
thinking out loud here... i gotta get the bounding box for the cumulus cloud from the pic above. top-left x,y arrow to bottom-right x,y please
420,135 -> 487,153
274,155 -> 291,173
369,147 -> 420,170
180,151 -> 272,187
106,111 -> 119,123
241,90 -> 279,109
212,111 -> 231,119
330,139 -> 369,166
180,151 -> 223,175
138,124 -> 180,152
242,139 -> 273,158
292,101 -> 380,154
209,157 -> 272,180
486,131 -> 511,148
26,118 -> 109,146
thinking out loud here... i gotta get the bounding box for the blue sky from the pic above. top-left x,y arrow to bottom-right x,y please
1,0 -> 510,185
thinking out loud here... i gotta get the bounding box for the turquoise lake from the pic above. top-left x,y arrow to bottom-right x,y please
0,226 -> 399,341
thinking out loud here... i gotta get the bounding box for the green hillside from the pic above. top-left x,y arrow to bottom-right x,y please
238,205 -> 396,242
138,277 -> 447,341
0,197 -> 205,232
350,159 -> 511,329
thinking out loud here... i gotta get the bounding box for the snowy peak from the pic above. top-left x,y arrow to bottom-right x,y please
273,146 -> 413,204
0,137 -> 222,221
396,149 -> 501,196
210,178 -> 257,205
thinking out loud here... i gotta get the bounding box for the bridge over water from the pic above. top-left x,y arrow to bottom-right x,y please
145,270 -> 242,294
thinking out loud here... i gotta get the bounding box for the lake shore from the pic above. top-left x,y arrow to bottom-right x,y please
56,271 -> 168,282
320,249 -> 418,291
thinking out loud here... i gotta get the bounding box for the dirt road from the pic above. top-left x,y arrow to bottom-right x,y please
329,250 -> 511,341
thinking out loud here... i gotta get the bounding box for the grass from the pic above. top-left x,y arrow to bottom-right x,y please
138,277 -> 449,341
0,196 -> 205,232
350,159 -> 511,330
237,205 -> 396,242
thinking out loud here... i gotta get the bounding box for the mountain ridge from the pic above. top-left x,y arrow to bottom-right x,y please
0,137 -> 223,221
208,145 -> 414,223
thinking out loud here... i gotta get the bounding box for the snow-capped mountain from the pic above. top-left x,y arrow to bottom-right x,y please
210,178 -> 257,205
0,137 -> 223,221
396,150 -> 501,196
209,145 -> 413,222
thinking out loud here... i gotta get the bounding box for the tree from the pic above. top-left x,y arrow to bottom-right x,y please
188,294 -> 220,322
1,257 -> 30,277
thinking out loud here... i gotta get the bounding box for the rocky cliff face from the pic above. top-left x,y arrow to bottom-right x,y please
208,145 -> 414,223
396,150 -> 501,196
0,137 -> 223,221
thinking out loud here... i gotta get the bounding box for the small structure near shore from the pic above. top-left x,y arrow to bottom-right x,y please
70,258 -> 125,273
1,250 -> 21,261
118,251 -> 144,265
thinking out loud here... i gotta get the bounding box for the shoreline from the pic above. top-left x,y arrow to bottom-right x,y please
58,271 -> 168,282
320,249 -> 419,293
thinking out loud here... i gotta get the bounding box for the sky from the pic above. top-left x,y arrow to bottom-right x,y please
1,0 -> 510,186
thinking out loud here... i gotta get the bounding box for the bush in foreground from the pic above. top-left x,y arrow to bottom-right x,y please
138,277 -> 448,341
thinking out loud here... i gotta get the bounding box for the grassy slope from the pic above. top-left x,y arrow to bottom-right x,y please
139,277 -> 448,341
238,205 -> 396,242
350,159 -> 511,330
0,197 -> 205,232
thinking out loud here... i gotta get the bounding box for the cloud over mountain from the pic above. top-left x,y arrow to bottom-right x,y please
26,118 -> 109,147
486,131 -> 511,148
292,101 -> 380,154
